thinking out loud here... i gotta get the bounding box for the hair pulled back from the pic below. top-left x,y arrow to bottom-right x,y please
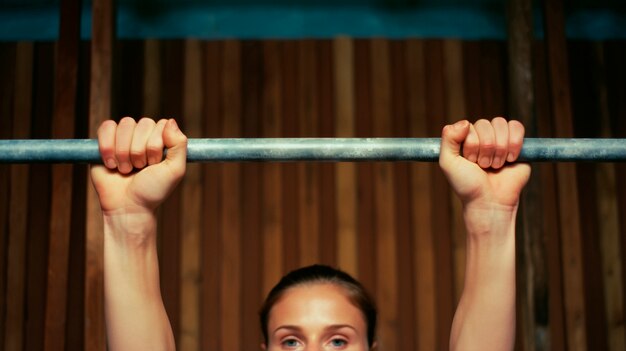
259,264 -> 377,347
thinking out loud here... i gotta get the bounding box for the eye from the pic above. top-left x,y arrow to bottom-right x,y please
281,338 -> 302,349
329,337 -> 348,348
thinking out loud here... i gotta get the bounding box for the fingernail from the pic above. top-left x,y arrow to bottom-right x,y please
105,158 -> 116,169
120,161 -> 132,173
493,156 -> 501,168
507,152 -> 516,162
479,156 -> 490,168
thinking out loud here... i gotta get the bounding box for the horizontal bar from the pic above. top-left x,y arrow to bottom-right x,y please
0,138 -> 625,163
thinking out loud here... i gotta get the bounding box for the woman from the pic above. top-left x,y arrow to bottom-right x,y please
92,117 -> 530,350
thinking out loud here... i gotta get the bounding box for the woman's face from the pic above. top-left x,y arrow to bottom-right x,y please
264,283 -> 371,351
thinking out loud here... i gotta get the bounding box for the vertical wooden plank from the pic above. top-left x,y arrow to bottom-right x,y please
507,0 -> 535,129
179,39 -> 203,351
86,0 -> 114,348
596,42 -> 625,351
262,40 -> 284,296
370,38 -> 398,351
240,40 -> 263,350
406,39 -> 436,351
597,42 -> 626,350
480,41 -> 507,115
298,40 -> 320,267
65,41 -> 91,351
281,41 -> 300,273
1,42 -> 17,351
333,37 -> 358,276
543,0 -> 587,349
570,41 -> 610,350
159,40 -> 184,342
463,41 -> 484,117
220,39 -> 241,351
533,41 -> 566,351
201,40 -> 222,351
318,40 -> 337,267
113,40 -> 144,118
6,42 -> 33,350
425,39 -> 455,350
354,39 -> 376,294
45,1 -> 81,349
142,40 -> 161,117
575,162 -> 607,346
390,40 -> 415,351
443,39 -> 467,304
25,43 -> 54,351
67,166 -> 87,351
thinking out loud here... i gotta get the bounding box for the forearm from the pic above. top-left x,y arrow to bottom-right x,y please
104,212 -> 175,351
450,206 -> 517,351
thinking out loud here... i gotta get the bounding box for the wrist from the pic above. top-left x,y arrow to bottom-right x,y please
463,202 -> 518,242
103,208 -> 158,250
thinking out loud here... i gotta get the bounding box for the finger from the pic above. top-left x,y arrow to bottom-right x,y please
130,117 -> 156,169
161,119 -> 188,181
146,119 -> 168,165
97,120 -> 118,169
507,120 -> 525,162
439,120 -> 470,169
474,119 -> 496,168
491,117 -> 509,169
462,123 -> 479,163
115,117 -> 137,174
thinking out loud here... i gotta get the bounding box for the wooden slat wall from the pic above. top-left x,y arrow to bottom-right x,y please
0,39 -> 625,351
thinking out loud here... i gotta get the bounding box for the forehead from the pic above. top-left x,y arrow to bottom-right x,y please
267,283 -> 367,332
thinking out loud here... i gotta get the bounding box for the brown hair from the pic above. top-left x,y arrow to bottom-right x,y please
259,264 -> 377,347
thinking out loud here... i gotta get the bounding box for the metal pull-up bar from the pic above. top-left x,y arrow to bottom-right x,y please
0,138 -> 625,163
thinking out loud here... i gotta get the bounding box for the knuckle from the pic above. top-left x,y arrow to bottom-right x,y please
129,148 -> 144,158
475,118 -> 490,126
509,137 -> 523,148
146,143 -> 163,155
492,116 -> 507,124
463,138 -> 478,149
116,147 -> 130,158
494,145 -> 508,156
138,117 -> 156,126
97,120 -> 115,136
480,141 -> 496,150
119,116 -> 136,125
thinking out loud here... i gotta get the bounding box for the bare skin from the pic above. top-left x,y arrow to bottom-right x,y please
92,116 -> 529,351
263,284 -> 370,351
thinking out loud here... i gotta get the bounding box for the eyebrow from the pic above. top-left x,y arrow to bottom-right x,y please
273,324 -> 358,334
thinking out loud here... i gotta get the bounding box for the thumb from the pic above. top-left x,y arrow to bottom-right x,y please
162,119 -> 188,177
439,120 -> 470,167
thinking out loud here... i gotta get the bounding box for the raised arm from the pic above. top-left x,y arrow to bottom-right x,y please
440,118 -> 531,351
90,117 -> 187,351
